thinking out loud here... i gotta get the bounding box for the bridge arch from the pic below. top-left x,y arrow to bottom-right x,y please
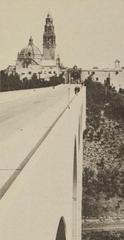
55,217 -> 66,240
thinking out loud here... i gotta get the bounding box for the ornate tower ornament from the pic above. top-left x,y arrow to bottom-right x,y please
115,59 -> 120,70
28,36 -> 34,46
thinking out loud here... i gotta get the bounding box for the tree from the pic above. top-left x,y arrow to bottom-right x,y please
71,65 -> 81,82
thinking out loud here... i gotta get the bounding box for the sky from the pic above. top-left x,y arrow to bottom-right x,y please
0,0 -> 124,69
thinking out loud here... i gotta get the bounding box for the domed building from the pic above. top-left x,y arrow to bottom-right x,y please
17,37 -> 42,66
15,14 -> 62,80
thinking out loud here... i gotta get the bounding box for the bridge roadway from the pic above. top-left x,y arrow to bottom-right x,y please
0,85 -> 86,240
0,85 -> 75,197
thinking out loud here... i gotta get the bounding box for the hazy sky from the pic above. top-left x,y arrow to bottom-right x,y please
0,0 -> 124,69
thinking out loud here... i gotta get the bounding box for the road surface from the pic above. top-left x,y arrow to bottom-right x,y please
0,85 -> 75,194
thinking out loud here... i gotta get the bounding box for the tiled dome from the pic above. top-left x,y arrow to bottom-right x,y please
18,37 -> 42,62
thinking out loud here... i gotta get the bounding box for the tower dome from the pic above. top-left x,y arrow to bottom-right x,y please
18,37 -> 42,64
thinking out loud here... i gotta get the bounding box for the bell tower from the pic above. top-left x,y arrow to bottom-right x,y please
43,13 -> 56,60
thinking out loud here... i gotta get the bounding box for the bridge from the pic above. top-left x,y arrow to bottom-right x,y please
0,84 -> 86,240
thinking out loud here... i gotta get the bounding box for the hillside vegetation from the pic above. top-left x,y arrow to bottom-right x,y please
82,77 -> 124,219
0,71 -> 64,91
82,231 -> 124,240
